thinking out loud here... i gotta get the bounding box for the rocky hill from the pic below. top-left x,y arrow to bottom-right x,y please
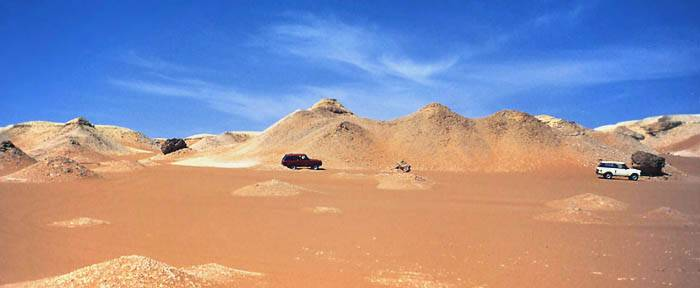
0,117 -> 157,163
178,99 -> 648,172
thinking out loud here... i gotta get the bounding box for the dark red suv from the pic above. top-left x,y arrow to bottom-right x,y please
281,154 -> 322,170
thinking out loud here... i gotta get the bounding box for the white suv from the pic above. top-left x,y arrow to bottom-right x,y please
596,161 -> 641,181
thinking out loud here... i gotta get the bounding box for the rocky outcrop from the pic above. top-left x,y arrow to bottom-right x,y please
631,151 -> 666,176
65,116 -> 95,128
643,116 -> 683,136
0,140 -> 37,175
309,98 -> 354,115
160,138 -> 188,155
614,126 -> 645,140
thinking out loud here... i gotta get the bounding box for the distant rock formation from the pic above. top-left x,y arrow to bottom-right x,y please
631,151 -> 666,176
613,126 -> 645,140
160,138 -> 188,155
643,116 -> 683,136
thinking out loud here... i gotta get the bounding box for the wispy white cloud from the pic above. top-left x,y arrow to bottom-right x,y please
110,75 -> 313,122
459,47 -> 700,88
532,5 -> 585,27
262,15 -> 459,84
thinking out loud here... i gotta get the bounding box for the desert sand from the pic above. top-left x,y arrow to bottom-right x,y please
1,100 -> 699,287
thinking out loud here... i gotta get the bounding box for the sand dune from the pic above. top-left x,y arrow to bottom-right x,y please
190,131 -> 258,151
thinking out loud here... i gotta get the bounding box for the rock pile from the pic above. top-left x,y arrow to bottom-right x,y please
161,138 -> 188,155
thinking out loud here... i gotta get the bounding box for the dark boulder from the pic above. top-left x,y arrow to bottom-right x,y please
631,151 -> 666,176
160,138 -> 188,155
0,141 -> 17,152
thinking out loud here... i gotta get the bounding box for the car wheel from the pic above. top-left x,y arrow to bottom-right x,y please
604,172 -> 613,179
290,165 -> 297,170
313,165 -> 320,170
629,174 -> 639,181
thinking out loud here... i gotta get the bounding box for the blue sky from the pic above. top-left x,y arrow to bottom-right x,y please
1,1 -> 699,137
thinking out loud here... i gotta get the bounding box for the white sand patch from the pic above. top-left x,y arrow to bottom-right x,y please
181,263 -> 263,285
641,207 -> 694,225
306,206 -> 343,215
1,176 -> 28,183
126,146 -> 154,154
375,172 -> 434,190
546,193 -> 628,211
367,270 -> 451,288
671,149 -> 700,157
93,160 -> 144,173
173,157 -> 258,168
332,172 -> 369,179
232,179 -> 310,197
49,217 -> 110,228
534,207 -> 607,225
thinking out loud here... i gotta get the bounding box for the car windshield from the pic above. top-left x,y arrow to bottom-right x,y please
620,164 -> 629,169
